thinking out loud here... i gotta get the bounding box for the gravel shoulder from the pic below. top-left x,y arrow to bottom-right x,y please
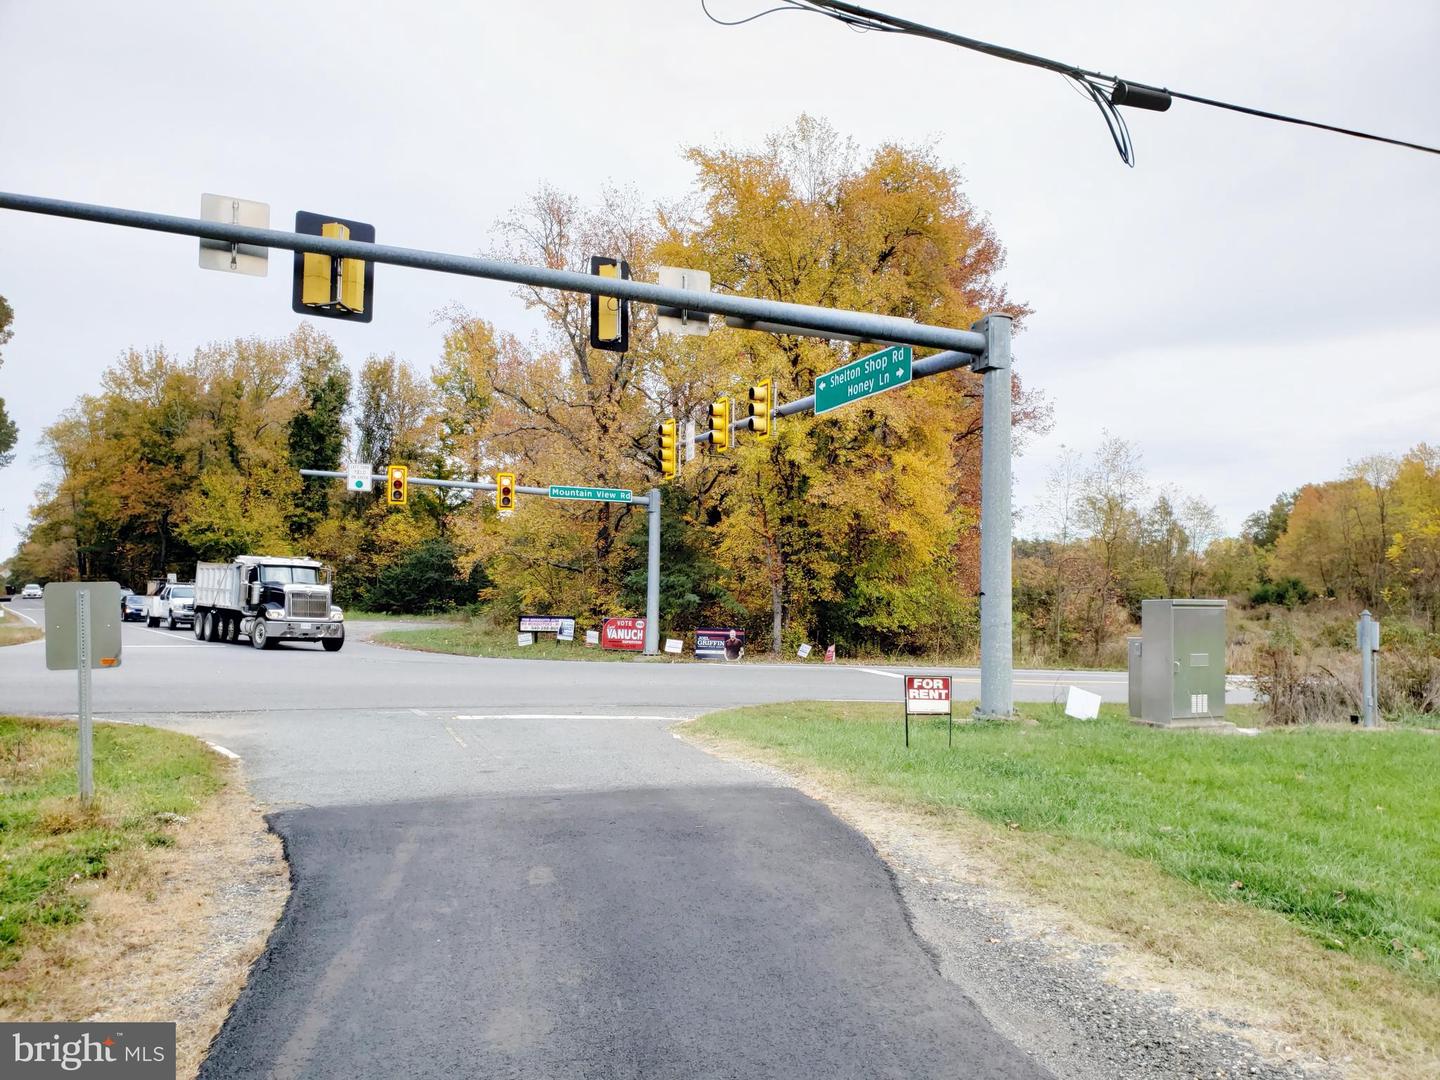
0,759 -> 288,1080
677,723 -> 1350,1080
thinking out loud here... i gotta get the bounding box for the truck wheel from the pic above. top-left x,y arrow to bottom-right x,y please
147,615 -> 158,628
194,612 -> 206,640
226,616 -> 240,643
206,612 -> 221,642
250,621 -> 271,650
167,614 -> 176,630
322,631 -> 345,653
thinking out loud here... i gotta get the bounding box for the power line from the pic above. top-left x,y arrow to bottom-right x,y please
702,0 -> 1440,166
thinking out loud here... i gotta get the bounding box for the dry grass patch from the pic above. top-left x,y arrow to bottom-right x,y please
0,608 -> 42,647
0,717 -> 288,1079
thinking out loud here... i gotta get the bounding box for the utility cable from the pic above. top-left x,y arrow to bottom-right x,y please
702,0 -> 1440,166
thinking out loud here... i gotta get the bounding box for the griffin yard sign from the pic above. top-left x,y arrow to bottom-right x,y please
903,674 -> 953,749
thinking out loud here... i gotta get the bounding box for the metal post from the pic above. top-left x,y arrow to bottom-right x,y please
973,314 -> 1014,719
75,588 -> 94,804
1358,610 -> 1376,729
644,489 -> 661,655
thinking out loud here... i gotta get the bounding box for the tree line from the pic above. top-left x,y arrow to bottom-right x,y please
1017,436 -> 1440,666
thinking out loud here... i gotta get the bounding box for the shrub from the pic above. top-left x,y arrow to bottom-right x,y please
1248,577 -> 1314,608
364,540 -> 479,614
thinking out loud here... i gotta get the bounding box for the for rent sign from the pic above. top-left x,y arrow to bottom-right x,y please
904,675 -> 952,715
601,617 -> 647,651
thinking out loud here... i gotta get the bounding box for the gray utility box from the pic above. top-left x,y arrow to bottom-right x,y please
1135,599 -> 1227,726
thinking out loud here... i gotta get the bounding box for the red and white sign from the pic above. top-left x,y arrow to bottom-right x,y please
601,617 -> 647,651
904,675 -> 952,715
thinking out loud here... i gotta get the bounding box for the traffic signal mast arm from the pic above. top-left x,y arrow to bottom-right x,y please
691,347 -> 975,447
301,469 -> 552,497
0,192 -> 987,358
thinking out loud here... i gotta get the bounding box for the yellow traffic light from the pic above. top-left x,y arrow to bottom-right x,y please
657,419 -> 678,479
588,256 -> 630,353
496,472 -> 516,512
710,397 -> 731,454
292,211 -> 374,322
748,379 -> 773,439
301,222 -> 345,307
386,464 -> 408,506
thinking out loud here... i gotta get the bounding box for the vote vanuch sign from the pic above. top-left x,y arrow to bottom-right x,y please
601,617 -> 647,651
902,674 -> 953,749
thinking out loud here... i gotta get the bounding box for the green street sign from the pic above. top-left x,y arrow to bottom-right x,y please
547,485 -> 634,504
814,344 -> 913,415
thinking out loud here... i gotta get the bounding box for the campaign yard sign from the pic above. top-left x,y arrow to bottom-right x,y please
694,628 -> 744,661
601,617 -> 647,651
519,615 -> 576,639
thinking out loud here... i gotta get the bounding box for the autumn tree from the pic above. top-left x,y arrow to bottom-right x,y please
653,117 -> 1037,651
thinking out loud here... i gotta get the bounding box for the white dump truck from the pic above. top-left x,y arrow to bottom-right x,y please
193,555 -> 345,651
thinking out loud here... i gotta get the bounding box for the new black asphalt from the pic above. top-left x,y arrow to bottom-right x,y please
200,785 -> 1050,1080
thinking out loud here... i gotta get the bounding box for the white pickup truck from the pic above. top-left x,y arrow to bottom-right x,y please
148,582 -> 196,629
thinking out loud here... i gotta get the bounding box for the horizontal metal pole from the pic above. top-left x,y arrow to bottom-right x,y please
723,315 -> 915,346
0,191 -> 987,355
302,469 -> 541,499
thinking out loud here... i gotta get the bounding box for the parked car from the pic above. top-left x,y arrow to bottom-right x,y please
148,583 -> 196,629
122,593 -> 149,622
21,583 -> 42,599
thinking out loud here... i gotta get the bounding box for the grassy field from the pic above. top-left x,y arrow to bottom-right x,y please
692,702 -> 1440,985
0,608 -> 42,647
0,716 -> 225,966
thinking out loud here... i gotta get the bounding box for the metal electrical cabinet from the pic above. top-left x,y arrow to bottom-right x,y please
1137,599 -> 1227,725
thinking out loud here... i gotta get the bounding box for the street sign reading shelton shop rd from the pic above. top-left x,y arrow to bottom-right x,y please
814,345 -> 912,416
548,485 -> 633,504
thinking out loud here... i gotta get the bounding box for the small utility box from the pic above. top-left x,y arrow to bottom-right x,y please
1138,599 -> 1228,728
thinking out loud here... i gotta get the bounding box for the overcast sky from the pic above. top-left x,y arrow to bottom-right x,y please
1,1 -> 1437,563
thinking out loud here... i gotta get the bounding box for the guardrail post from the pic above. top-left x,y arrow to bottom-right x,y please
644,489 -> 661,655
973,314 -> 1014,719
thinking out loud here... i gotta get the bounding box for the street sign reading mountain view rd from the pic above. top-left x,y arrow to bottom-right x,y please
547,485 -> 633,504
814,345 -> 913,415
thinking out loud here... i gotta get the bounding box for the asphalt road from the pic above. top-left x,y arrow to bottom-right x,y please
1,598 -> 1151,719
203,786 -> 1048,1080
0,599 -> 1240,1078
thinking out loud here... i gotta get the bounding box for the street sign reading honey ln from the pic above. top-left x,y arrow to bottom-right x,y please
548,485 -> 633,504
814,345 -> 913,415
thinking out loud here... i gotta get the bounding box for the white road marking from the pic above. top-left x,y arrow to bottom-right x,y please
453,713 -> 693,721
858,667 -> 903,679
206,742 -> 241,760
410,708 -> 428,716
442,723 -> 468,749
4,605 -> 40,625
138,626 -> 205,645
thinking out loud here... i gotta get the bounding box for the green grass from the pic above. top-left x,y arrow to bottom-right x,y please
342,610 -> 467,623
0,716 -> 225,966
692,701 -> 1440,983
